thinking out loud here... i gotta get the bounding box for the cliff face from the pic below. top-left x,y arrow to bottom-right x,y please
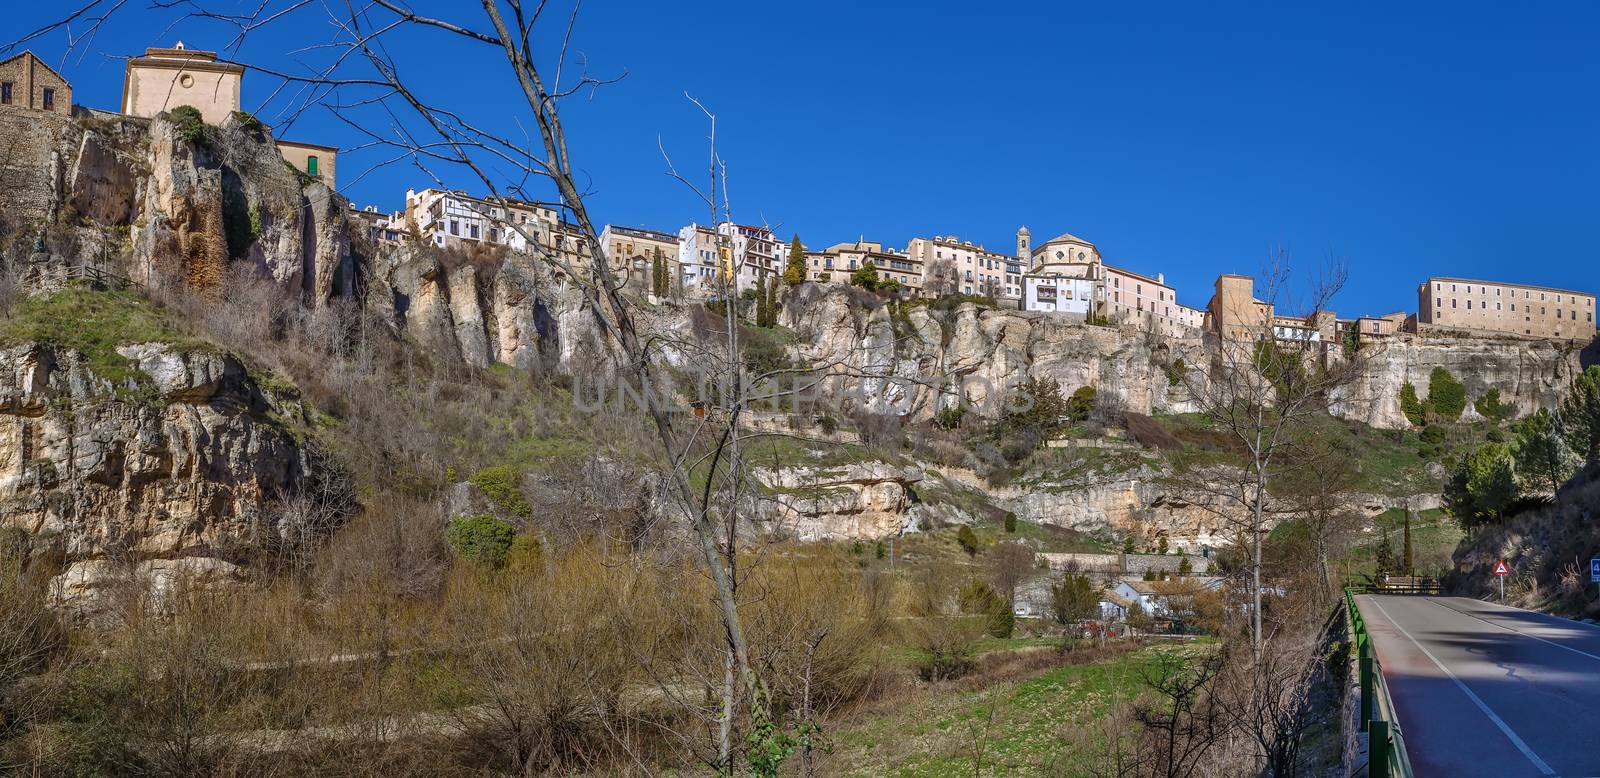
1334,334 -> 1585,429
0,341 -> 337,620
782,285 -> 1204,422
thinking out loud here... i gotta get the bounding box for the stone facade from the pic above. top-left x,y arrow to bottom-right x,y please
274,139 -> 337,188
122,44 -> 244,125
0,108 -> 73,225
1418,277 -> 1596,342
0,51 -> 71,115
906,234 -> 1023,300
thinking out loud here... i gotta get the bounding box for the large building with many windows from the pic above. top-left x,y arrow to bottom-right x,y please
1025,231 -> 1195,335
905,234 -> 1023,300
1417,277 -> 1595,341
804,239 -> 923,294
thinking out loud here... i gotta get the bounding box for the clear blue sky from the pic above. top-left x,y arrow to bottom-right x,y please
11,1 -> 1599,316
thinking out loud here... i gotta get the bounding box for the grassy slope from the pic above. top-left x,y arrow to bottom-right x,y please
0,286 -> 205,386
1154,411 -> 1492,496
827,645 -> 1182,776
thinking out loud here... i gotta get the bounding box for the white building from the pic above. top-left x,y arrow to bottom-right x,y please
675,222 -> 782,298
677,224 -> 723,297
401,188 -> 557,254
1112,576 -> 1224,618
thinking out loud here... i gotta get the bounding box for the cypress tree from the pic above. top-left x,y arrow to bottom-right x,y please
783,235 -> 806,285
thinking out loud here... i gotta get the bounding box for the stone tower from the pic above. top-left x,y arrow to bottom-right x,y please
1016,225 -> 1031,268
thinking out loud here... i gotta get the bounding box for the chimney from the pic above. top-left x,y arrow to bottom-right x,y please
1157,273 -> 1165,285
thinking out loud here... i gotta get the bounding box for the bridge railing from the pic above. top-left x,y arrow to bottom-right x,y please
1345,587 -> 1416,778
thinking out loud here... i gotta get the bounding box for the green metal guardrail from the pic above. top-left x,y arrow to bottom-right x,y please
1345,586 -> 1417,778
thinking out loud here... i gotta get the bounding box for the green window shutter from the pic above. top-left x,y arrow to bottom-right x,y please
307,156 -> 319,177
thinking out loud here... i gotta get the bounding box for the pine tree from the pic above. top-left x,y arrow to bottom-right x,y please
1561,365 -> 1600,466
1375,526 -> 1394,578
650,248 -> 667,296
764,272 -> 779,326
753,277 -> 770,327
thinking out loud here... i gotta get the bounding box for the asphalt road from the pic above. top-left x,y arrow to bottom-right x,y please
1356,594 -> 1600,777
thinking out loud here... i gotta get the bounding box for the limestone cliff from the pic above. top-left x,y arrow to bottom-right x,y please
0,340 -> 340,619
1333,334 -> 1585,429
781,284 -> 1204,423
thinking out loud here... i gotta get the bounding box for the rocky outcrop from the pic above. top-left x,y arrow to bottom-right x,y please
0,341 -> 338,618
758,460 -> 928,540
1334,334 -> 1584,429
781,285 -> 1204,423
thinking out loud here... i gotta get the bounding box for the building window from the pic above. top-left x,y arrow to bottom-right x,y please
307,156 -> 319,177
42,88 -> 54,110
449,220 -> 459,236
1436,298 -> 1442,308
1467,300 -> 1472,310
1451,299 -> 1456,308
0,82 -> 10,104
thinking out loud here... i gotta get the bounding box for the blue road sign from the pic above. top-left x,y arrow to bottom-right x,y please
1591,558 -> 1600,583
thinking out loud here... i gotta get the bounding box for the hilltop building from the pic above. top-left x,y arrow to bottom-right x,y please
0,51 -> 71,115
804,239 -> 922,293
601,224 -> 680,292
1417,277 -> 1595,341
401,188 -> 557,253
904,234 -> 1023,300
1024,230 -> 1197,335
120,43 -> 337,187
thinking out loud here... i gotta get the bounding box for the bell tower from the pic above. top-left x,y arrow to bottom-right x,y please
1016,225 -> 1031,268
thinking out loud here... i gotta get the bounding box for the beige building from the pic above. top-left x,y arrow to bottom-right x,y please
806,239 -> 923,293
1205,274 -> 1273,339
349,204 -> 402,244
1417,277 -> 1595,341
0,51 -> 71,115
122,44 -> 243,124
122,42 -> 336,188
600,224 -> 679,292
275,139 -> 337,186
906,234 -> 1023,299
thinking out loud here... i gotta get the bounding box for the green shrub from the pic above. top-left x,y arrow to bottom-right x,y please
1427,368 -> 1467,421
469,465 -> 531,519
1067,385 -> 1097,422
167,105 -> 209,148
1003,512 -> 1017,533
1419,425 -> 1446,445
230,110 -> 264,133
849,261 -> 879,291
1164,358 -> 1186,386
1399,382 -> 1425,426
935,402 -> 966,431
1474,388 -> 1510,422
956,525 -> 979,557
446,514 -> 516,566
987,607 -> 1015,639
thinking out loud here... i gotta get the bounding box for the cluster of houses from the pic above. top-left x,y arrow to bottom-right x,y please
5,42 -> 1593,345
1016,551 -> 1226,633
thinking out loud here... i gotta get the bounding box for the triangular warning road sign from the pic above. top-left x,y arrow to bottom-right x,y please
1493,560 -> 1510,575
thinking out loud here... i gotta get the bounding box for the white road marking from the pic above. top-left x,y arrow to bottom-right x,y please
1429,598 -> 1600,665
1365,596 -> 1556,777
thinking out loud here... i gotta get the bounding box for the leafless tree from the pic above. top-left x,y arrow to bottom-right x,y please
1131,648 -> 1227,778
987,539 -> 1036,609
1176,250 -> 1363,656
